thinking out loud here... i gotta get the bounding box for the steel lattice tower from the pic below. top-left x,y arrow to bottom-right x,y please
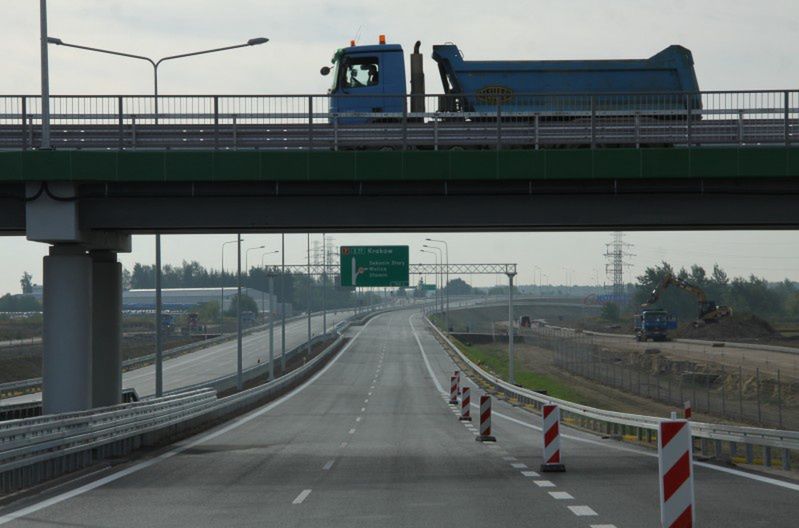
604,232 -> 634,301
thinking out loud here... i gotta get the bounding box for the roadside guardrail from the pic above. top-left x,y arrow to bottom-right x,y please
425,315 -> 799,470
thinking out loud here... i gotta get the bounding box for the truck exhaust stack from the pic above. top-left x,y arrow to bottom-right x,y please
410,41 -> 425,114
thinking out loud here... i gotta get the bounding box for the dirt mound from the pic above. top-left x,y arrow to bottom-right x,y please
672,313 -> 780,341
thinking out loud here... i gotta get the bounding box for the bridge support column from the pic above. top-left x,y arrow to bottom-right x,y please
42,245 -> 93,414
91,250 -> 122,408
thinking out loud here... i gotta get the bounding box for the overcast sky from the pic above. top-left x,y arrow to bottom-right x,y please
2,1 -> 799,294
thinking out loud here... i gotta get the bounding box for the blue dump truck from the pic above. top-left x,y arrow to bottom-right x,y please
322,37 -> 700,119
633,310 -> 678,342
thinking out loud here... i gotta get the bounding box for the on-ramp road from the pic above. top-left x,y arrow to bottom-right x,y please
1,309 -> 796,527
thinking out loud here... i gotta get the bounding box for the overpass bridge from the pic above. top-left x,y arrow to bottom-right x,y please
0,89 -> 798,414
1,90 -> 798,524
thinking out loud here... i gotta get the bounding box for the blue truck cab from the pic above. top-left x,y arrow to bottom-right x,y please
634,310 -> 678,342
328,42 -> 407,117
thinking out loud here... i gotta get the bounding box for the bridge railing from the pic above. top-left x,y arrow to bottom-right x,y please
425,315 -> 799,471
0,90 -> 797,150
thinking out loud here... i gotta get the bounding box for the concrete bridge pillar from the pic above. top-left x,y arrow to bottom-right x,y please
42,245 -> 93,414
91,250 -> 122,408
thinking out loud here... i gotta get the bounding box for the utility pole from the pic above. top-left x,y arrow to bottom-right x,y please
307,233 -> 312,356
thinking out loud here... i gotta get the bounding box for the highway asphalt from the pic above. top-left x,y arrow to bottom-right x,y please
1,309 -> 796,526
1,309 -> 355,404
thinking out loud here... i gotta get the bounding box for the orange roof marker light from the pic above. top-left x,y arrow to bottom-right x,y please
350,39 -> 356,47
379,34 -> 386,45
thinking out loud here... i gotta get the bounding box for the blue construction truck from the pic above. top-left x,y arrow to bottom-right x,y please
321,37 -> 700,119
633,310 -> 678,342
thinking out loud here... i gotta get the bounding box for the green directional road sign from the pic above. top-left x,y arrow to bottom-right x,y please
340,246 -> 409,287
421,283 -> 437,291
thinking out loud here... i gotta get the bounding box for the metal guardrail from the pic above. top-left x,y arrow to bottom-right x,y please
425,315 -> 799,468
0,305 -> 397,493
0,309 -> 350,401
0,91 -> 796,150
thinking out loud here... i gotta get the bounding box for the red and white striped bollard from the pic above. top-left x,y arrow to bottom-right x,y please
449,375 -> 459,405
459,386 -> 472,421
476,394 -> 496,442
454,370 -> 461,395
683,401 -> 692,420
658,419 -> 695,528
540,404 -> 565,472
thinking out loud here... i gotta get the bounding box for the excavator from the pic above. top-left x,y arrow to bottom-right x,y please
642,273 -> 732,325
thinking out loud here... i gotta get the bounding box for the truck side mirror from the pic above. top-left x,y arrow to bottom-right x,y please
320,66 -> 331,76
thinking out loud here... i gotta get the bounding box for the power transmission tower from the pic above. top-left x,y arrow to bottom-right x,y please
604,232 -> 634,302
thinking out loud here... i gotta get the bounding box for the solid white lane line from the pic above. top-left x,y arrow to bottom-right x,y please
549,491 -> 574,500
520,470 -> 540,477
534,480 -> 556,488
0,313 -> 382,525
322,460 -> 335,471
292,489 -> 312,504
568,505 -> 597,516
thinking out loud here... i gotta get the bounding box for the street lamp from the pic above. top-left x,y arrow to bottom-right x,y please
46,36 -> 269,120
45,33 -> 267,395
425,239 -> 449,330
245,245 -> 266,274
420,249 -> 440,313
423,245 -> 444,318
260,250 -> 279,381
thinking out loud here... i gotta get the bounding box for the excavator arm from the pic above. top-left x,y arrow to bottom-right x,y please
642,273 -> 731,323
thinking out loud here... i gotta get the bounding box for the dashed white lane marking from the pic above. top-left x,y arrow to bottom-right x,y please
355,416 -> 362,422
520,470 -> 540,477
534,480 -> 556,488
502,456 -> 517,461
340,442 -> 348,448
364,399 -> 369,403
322,460 -> 335,471
348,428 -> 356,434
0,313 -> 381,527
292,489 -> 312,504
549,491 -> 574,500
511,463 -> 528,469
360,407 -> 366,412
368,392 -> 373,396
568,505 -> 597,516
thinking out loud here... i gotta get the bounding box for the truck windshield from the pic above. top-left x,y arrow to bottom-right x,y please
339,57 -> 380,89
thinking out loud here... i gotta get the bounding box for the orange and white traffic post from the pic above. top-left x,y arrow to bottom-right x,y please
540,404 -> 565,472
683,401 -> 692,420
658,419 -> 695,528
459,386 -> 472,421
476,394 -> 496,442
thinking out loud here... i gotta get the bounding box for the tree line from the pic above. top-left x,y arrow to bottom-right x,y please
632,262 -> 798,321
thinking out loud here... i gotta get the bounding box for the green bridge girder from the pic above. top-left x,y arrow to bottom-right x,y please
2,147 -> 798,183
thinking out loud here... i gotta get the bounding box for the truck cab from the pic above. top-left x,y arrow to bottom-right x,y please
328,41 -> 407,118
